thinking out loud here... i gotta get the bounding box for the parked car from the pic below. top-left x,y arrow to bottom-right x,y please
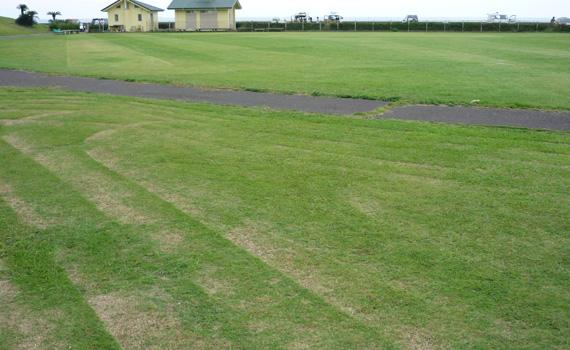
557,17 -> 570,25
487,13 -> 517,23
294,12 -> 312,23
325,13 -> 343,23
402,15 -> 419,23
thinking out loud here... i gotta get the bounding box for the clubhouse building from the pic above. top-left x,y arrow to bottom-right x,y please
168,0 -> 242,31
102,0 -> 164,32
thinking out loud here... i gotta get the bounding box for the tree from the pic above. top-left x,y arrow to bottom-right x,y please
47,11 -> 61,21
15,9 -> 37,27
16,4 -> 28,16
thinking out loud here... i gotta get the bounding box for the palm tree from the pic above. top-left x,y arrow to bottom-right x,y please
17,4 -> 28,16
47,11 -> 61,21
26,11 -> 38,22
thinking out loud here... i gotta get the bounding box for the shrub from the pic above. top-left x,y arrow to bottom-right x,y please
15,11 -> 37,27
49,20 -> 79,30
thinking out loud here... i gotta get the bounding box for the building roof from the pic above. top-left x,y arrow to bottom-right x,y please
167,0 -> 242,10
102,0 -> 164,12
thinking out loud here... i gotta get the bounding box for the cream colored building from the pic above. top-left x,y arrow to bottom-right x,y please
168,0 -> 242,31
102,0 -> 163,32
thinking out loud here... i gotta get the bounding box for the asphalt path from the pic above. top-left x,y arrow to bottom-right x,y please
0,69 -> 386,115
1,69 -> 569,130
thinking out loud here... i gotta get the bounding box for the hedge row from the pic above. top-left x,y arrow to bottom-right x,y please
49,20 -> 80,30
236,21 -> 570,33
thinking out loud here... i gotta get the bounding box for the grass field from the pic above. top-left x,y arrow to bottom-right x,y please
1,88 -> 569,348
0,32 -> 569,110
0,16 -> 48,36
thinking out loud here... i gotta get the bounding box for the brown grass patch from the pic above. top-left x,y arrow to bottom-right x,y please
87,147 -> 209,224
88,288 -> 226,350
0,265 -> 64,349
0,180 -> 53,229
150,228 -> 185,253
400,327 -> 436,350
4,134 -> 154,225
348,194 -> 385,217
226,222 -> 361,319
0,111 -> 73,126
194,265 -> 235,297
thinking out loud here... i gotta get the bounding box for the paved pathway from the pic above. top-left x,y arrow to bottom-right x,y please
383,105 -> 570,131
1,70 -> 569,131
0,70 -> 386,115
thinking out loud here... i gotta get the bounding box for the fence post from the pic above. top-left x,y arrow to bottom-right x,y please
499,21 -> 501,32
517,22 -> 520,32
536,23 -> 539,32
462,22 -> 464,32
408,20 -> 410,32
285,21 -> 287,31
444,23 -> 446,32
251,21 -> 253,32
354,21 -> 357,31
480,22 -> 483,32
302,21 -> 304,31
372,22 -> 374,31
319,21 -> 322,31
426,22 -> 428,32
389,22 -> 392,31
337,21 -> 339,31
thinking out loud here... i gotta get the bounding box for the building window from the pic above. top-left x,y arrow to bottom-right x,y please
115,14 -> 119,22
138,14 -> 142,21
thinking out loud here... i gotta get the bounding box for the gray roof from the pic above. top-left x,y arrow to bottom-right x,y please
102,0 -> 164,12
167,0 -> 241,10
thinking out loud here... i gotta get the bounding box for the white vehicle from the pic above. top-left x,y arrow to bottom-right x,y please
487,13 -> 517,23
402,15 -> 419,23
324,13 -> 343,22
557,17 -> 570,25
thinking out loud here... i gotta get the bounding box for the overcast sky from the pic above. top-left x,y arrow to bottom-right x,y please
1,0 -> 569,21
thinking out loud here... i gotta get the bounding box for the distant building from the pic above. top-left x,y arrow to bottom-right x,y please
168,0 -> 242,31
102,0 -> 163,32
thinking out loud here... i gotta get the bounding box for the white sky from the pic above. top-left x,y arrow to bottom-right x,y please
1,0 -> 569,21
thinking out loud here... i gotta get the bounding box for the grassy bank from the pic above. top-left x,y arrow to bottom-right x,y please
0,32 -> 569,109
0,16 -> 48,36
1,88 -> 569,348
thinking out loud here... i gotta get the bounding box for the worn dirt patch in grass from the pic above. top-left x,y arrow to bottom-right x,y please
3,135 -> 155,225
88,288 -> 227,350
150,228 -> 185,253
194,265 -> 235,297
0,111 -> 74,126
0,180 -> 53,229
0,264 -> 64,350
399,326 -> 437,350
226,222 -> 360,319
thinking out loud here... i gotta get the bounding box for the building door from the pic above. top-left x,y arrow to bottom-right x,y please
200,10 -> 218,30
186,11 -> 197,30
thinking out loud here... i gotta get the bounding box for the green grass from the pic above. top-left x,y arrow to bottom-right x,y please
0,16 -> 48,36
0,32 -> 569,109
1,88 -> 569,349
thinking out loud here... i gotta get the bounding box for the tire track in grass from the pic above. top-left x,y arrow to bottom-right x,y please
84,143 -> 390,348
2,130 -> 391,348
0,179 -> 54,229
0,199 -> 121,350
0,138 -> 241,349
3,134 -> 157,225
